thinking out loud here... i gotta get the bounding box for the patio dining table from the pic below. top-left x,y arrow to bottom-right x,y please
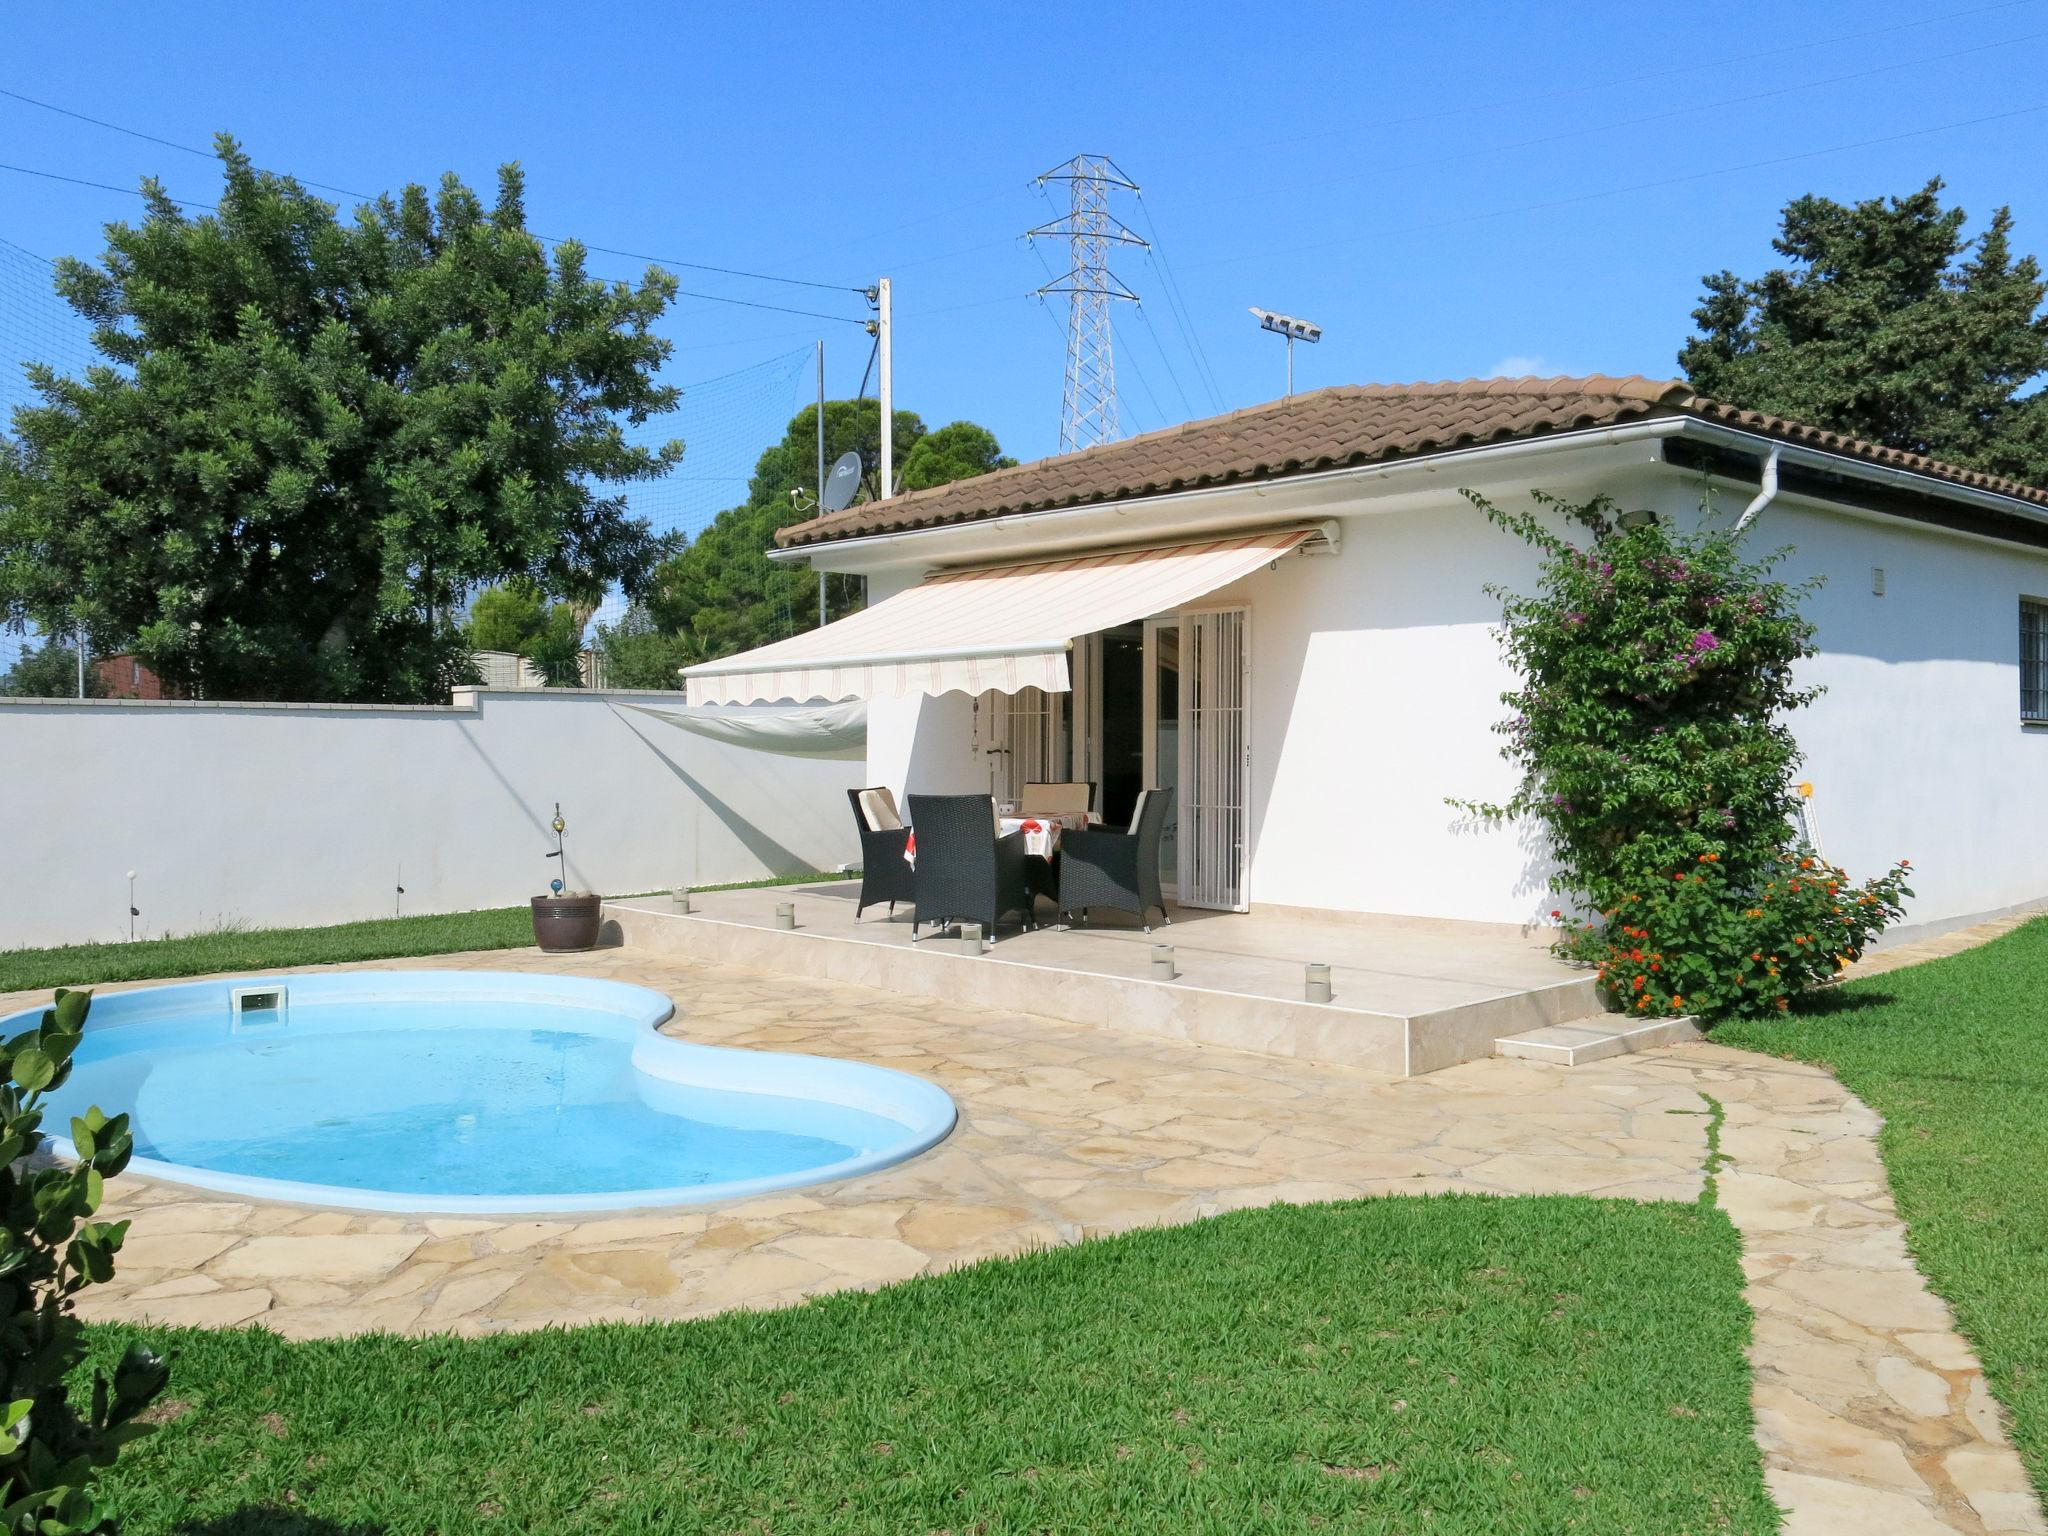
904,809 -> 1100,865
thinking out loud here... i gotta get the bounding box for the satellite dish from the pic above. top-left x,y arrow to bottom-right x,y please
821,451 -> 863,513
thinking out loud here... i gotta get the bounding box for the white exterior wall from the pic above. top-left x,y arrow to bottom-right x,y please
1769,496 -> 2048,926
1204,500 -> 1551,924
4,688 -> 859,950
851,473 -> 2048,933
1218,481 -> 2048,930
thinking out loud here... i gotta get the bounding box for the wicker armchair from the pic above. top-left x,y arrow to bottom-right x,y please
847,786 -> 916,920
906,793 -> 1037,939
1057,787 -> 1172,931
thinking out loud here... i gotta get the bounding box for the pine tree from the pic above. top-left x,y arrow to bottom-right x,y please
1681,178 -> 2048,487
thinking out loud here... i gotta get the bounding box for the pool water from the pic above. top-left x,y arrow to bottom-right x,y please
18,974 -> 956,1213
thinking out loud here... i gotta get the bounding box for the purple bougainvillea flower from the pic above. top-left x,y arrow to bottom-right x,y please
1692,631 -> 1719,653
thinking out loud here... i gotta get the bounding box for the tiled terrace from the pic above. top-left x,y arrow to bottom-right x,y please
607,883 -> 1608,1076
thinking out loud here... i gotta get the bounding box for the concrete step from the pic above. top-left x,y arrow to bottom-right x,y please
1494,1012 -> 1703,1067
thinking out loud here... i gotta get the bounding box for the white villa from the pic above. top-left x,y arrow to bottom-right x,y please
685,374 -> 2048,938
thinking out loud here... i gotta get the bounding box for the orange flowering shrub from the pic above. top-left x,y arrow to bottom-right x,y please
1555,854 -> 1912,1020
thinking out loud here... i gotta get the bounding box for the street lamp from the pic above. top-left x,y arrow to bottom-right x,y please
1249,307 -> 1323,398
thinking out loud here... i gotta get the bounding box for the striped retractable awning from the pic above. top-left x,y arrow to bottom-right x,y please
682,526 -> 1313,706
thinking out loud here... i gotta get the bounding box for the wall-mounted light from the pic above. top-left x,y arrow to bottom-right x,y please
1617,507 -> 1659,530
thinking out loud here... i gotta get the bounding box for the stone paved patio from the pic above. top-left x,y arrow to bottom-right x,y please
5,928 -> 2040,1535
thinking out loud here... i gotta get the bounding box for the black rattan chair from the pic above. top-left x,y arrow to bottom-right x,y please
847,787 -> 916,920
1057,787 -> 1172,931
906,793 -> 1036,939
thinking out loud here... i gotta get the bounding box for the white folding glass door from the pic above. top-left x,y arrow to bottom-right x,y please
1176,606 -> 1250,911
1141,617 -> 1180,894
972,687 -> 1062,804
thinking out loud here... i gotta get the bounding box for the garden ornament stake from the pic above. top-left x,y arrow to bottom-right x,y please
531,803 -> 601,951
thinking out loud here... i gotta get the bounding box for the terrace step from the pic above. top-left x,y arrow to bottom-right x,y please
1493,1013 -> 1702,1067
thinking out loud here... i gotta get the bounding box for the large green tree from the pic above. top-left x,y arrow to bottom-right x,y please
0,138 -> 682,702
1680,178 -> 2048,486
0,638 -> 105,698
645,399 -> 1013,665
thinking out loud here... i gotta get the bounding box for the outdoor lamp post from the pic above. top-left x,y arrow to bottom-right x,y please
1249,307 -> 1323,397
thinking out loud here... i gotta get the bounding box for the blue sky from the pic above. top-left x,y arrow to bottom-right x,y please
4,0 -> 2047,473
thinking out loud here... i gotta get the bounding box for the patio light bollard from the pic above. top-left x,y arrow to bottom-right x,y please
959,922 -> 984,956
1305,962 -> 1333,1004
671,885 -> 691,913
1151,944 -> 1176,981
775,901 -> 797,931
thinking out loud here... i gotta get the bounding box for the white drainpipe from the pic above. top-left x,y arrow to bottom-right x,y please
1733,446 -> 1783,535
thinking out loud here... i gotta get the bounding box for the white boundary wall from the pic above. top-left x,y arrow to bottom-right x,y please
2,687 -> 860,950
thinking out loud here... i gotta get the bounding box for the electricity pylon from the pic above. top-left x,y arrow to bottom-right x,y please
1027,155 -> 1146,454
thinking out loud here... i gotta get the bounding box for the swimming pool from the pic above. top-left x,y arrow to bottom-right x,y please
9,972 -> 956,1214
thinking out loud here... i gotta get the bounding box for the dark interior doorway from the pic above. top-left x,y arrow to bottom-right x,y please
1099,621 -> 1144,828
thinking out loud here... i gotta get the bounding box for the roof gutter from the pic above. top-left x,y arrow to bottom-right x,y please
773,415 -> 2048,571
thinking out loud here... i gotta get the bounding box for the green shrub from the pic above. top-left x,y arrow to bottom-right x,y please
0,990 -> 167,1534
1555,852 -> 1912,1020
1461,489 -> 1912,1021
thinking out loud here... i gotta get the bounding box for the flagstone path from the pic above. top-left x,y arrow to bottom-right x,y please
5,930 -> 2039,1534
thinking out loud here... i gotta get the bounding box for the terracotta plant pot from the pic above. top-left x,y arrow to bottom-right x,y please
530,893 -> 603,952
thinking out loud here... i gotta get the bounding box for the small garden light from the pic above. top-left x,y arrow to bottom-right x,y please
1305,962 -> 1333,1004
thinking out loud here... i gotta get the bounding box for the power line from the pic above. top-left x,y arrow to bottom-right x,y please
1133,198 -> 1225,415
1134,301 -> 1195,420
0,160 -> 873,324
0,161 -> 214,210
1214,26 -> 2048,211
1185,98 -> 2048,273
1245,0 -> 2044,152
1111,316 -> 1169,433
0,87 -> 867,294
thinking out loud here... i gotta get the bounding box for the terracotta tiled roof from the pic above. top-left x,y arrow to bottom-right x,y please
776,375 -> 2048,548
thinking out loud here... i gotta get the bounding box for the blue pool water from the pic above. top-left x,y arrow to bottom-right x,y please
11,973 -> 955,1214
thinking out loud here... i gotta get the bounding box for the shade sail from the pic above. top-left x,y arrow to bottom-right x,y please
619,700 -> 867,759
682,526 -> 1313,705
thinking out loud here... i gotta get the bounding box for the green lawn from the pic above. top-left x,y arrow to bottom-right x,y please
87,1195 -> 1774,1535
1719,916 -> 2048,1495
0,872 -> 853,994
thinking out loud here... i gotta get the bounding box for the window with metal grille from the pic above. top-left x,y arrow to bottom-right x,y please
2024,599 -> 2048,721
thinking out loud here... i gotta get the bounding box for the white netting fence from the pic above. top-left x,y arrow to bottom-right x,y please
0,236 -> 98,677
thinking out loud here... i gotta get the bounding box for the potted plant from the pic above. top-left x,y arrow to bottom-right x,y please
531,801 -> 602,951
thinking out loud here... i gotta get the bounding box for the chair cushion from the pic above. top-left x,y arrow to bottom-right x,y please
1021,781 -> 1091,817
858,787 -> 902,831
1127,788 -> 1150,835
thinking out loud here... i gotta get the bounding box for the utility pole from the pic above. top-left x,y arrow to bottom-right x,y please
1027,155 -> 1146,454
75,622 -> 84,699
815,340 -> 827,627
875,277 -> 893,498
